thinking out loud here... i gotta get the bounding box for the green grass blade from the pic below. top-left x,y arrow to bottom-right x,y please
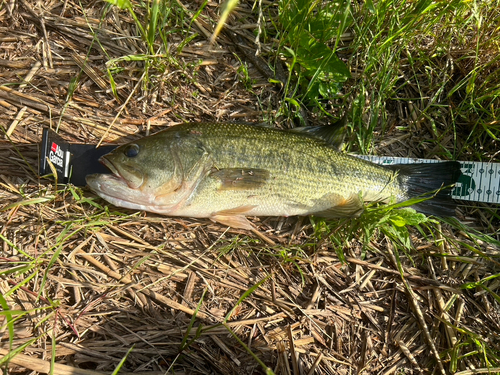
0,292 -> 15,353
224,274 -> 271,323
223,323 -> 275,375
210,0 -> 239,44
179,288 -> 207,351
0,337 -> 38,366
111,345 -> 135,375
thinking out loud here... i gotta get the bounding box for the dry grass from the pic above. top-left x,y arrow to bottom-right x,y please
1,1 -> 500,374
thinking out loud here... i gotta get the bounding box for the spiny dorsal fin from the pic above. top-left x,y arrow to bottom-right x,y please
288,116 -> 347,151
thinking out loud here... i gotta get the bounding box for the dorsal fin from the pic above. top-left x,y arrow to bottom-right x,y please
288,116 -> 347,151
245,118 -> 347,150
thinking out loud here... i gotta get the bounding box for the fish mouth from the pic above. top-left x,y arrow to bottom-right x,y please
86,172 -> 151,211
86,156 -> 129,197
98,155 -> 144,189
86,160 -> 145,208
99,155 -> 121,179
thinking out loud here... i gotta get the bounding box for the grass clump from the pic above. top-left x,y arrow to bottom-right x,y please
345,0 -> 500,154
278,0 -> 352,109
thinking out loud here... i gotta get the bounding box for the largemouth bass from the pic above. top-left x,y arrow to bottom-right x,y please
86,122 -> 461,229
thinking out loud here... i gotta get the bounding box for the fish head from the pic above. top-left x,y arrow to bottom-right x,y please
86,134 -> 184,211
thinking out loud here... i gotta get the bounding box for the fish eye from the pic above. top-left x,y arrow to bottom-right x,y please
124,144 -> 140,158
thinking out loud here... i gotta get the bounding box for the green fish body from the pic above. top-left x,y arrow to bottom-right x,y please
86,122 -> 461,229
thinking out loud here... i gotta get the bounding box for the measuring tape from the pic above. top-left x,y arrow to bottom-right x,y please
356,156 -> 500,204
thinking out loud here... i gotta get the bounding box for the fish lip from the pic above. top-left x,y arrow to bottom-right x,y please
99,155 -> 121,178
98,155 -> 144,189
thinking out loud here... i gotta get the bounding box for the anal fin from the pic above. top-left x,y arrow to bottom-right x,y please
314,193 -> 364,218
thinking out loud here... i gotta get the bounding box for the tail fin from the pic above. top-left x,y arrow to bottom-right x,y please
387,161 -> 462,217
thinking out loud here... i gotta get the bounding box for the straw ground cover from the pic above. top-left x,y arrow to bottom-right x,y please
1,0 -> 499,374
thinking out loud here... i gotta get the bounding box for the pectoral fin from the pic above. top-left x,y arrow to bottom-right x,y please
315,193 -> 364,218
211,168 -> 270,190
210,205 -> 257,230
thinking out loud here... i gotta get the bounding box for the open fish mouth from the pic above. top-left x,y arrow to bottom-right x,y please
87,154 -> 152,211
96,156 -> 138,189
86,171 -> 152,212
86,173 -> 129,196
87,156 -> 133,198
98,153 -> 145,189
99,155 -> 121,179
